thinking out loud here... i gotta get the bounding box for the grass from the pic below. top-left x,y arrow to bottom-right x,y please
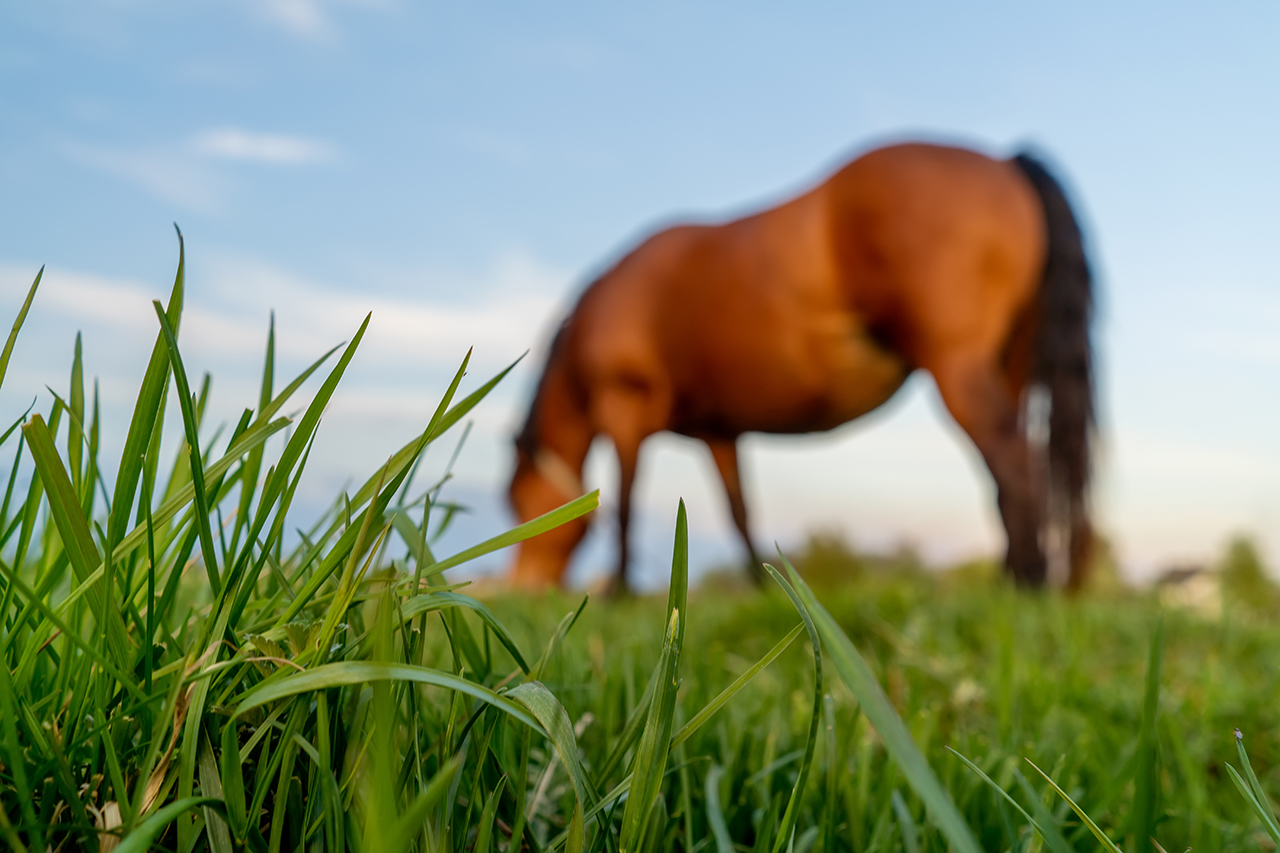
2,236 -> 1280,851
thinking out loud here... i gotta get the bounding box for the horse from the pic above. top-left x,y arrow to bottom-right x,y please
508,141 -> 1094,592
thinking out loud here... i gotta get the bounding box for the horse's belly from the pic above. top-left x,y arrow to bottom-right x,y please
677,315 -> 911,436
776,331 -> 911,433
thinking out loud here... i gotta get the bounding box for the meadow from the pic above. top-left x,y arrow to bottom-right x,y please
1,241 -> 1279,852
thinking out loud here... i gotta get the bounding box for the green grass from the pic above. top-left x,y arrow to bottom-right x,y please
2,238 -> 1280,851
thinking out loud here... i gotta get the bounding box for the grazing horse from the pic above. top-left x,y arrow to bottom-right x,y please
509,142 -> 1094,591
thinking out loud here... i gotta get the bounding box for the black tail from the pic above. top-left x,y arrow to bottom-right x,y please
1013,152 -> 1095,589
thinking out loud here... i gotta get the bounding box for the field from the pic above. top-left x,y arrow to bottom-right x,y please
2,248 -> 1280,853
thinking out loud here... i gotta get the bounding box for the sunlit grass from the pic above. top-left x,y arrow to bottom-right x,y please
1,236 -> 1279,851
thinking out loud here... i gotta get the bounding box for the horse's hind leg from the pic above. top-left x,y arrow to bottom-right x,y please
930,355 -> 1046,586
707,437 -> 766,586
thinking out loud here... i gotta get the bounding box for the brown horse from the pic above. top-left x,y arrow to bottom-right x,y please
508,142 -> 1094,591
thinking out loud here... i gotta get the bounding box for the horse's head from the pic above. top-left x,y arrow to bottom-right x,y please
506,436 -> 591,589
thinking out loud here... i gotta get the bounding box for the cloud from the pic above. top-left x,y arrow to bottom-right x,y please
61,127 -> 338,211
0,249 -> 569,416
63,141 -> 225,213
260,0 -> 334,41
191,252 -> 564,374
248,0 -> 392,43
193,128 -> 337,165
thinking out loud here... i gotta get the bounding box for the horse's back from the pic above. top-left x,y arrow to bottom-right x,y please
563,142 -> 1047,438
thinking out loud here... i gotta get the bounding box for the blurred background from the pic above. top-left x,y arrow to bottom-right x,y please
2,3 -> 1278,589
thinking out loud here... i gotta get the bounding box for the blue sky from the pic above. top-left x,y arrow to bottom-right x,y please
2,2 -> 1279,586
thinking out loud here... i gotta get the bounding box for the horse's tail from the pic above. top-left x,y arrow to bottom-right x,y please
1013,152 -> 1096,590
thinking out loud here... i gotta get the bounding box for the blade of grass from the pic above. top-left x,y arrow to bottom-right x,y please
199,729 -> 234,853
232,314 -> 371,626
68,332 -> 84,492
779,554 -> 981,853
410,491 -> 600,580
235,312 -> 275,550
9,401 -> 51,578
152,299 -> 221,596
432,353 -> 522,439
0,265 -> 41,393
1226,763 -> 1280,846
105,417 -> 289,573
0,556 -> 146,702
675,706 -> 694,853
0,659 -> 42,851
1027,758 -> 1124,853
1131,618 -> 1164,853
1230,729 -> 1280,844
387,755 -> 462,853
0,403 -> 33,525
115,797 -> 224,853
762,562 -> 822,853
821,694 -> 843,853
398,589 -> 531,673
221,719 -> 248,842
234,661 -> 545,733
670,623 -> 803,749
948,747 -> 1070,853
509,681 -> 594,853
891,790 -> 919,853
597,666 -> 659,781
705,764 -> 734,853
83,377 -> 100,518
107,230 -> 183,550
529,594 -> 590,683
473,776 -> 508,853
1013,769 -> 1076,853
619,500 -> 688,853
22,413 -> 133,666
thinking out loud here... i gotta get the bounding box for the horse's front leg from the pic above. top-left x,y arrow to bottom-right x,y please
706,437 -> 766,586
594,374 -> 671,595
612,433 -> 640,595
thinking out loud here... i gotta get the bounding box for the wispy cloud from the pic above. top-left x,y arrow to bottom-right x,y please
63,141 -> 225,213
260,0 -> 335,41
193,128 -> 337,165
192,251 -> 563,372
0,249 -> 568,417
248,0 -> 391,43
62,127 -> 338,212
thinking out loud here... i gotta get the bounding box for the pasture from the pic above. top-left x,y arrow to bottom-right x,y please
1,254 -> 1278,853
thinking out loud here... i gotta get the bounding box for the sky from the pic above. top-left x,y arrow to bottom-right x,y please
2,2 -> 1279,587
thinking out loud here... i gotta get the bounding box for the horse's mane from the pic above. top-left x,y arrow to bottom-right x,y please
514,318 -> 573,457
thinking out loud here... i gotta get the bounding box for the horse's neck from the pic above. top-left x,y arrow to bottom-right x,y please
533,447 -> 586,500
531,350 -> 595,476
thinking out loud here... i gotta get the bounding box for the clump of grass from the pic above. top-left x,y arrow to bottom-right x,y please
2,236 -> 1277,852
0,237 -> 608,850
0,237 -> 842,851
